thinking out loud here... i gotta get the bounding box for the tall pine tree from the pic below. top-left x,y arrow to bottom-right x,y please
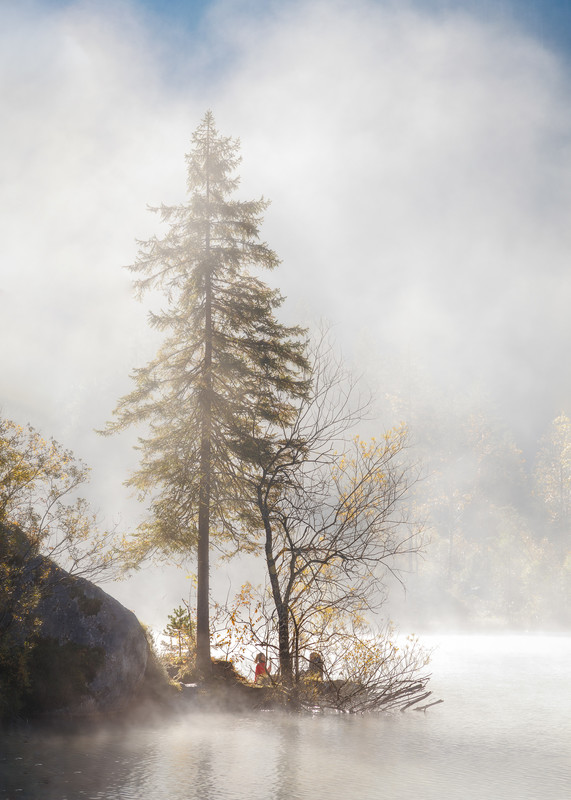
105,112 -> 309,675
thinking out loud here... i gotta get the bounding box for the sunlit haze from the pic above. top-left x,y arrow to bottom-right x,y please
2,0 -> 571,629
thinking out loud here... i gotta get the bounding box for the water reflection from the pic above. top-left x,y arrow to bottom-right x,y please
0,724 -> 146,799
273,715 -> 303,800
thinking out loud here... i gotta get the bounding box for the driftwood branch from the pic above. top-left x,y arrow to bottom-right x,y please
414,699 -> 444,712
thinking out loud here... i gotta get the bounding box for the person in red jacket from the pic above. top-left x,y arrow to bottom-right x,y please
254,653 -> 270,684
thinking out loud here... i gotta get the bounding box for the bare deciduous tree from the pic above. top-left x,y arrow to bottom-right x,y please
214,338 -> 433,709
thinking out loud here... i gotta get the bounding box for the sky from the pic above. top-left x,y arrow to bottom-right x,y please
2,0 -> 571,628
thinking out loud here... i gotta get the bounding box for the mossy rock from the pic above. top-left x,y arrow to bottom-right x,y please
68,585 -> 103,617
0,532 -> 160,719
22,637 -> 105,713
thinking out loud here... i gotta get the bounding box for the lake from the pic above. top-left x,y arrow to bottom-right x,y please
1,635 -> 569,799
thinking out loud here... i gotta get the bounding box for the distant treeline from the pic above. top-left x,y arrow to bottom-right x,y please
379,373 -> 570,630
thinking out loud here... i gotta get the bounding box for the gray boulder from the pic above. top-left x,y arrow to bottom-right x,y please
0,522 -> 164,718
26,559 -> 151,716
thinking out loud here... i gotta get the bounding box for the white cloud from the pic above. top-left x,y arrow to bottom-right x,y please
208,0 -> 571,431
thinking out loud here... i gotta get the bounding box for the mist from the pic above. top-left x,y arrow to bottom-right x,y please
1,0 -> 570,631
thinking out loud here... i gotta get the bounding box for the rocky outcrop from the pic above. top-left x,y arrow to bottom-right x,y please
0,524 -> 165,718
26,560 -> 151,716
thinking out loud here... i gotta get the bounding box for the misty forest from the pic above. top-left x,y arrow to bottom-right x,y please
1,112 -> 568,727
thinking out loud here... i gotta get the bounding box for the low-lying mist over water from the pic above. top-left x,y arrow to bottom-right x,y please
1,635 -> 569,799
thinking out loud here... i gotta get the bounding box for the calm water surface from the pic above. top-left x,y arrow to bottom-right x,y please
1,635 -> 569,800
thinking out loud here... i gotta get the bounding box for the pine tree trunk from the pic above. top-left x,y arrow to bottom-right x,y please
196,427 -> 211,675
196,142 -> 213,677
196,300 -> 212,676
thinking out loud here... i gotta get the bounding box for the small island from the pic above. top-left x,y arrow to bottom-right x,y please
0,518 -> 436,722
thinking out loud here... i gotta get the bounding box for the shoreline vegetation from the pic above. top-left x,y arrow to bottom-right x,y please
1,655 -> 442,730
0,521 -> 436,724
